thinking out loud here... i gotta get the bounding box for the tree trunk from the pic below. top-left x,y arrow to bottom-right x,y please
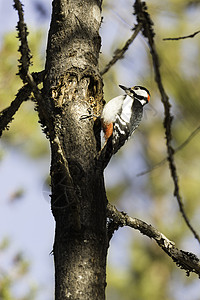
43,0 -> 107,299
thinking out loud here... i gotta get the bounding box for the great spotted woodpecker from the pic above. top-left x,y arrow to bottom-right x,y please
101,85 -> 150,154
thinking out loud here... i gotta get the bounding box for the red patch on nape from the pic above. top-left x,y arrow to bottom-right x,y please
147,94 -> 150,102
102,122 -> 113,139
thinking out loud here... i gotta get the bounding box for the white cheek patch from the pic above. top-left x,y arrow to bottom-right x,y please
136,89 -> 148,98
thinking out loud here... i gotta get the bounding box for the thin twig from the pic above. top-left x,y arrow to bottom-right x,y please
13,0 -> 42,102
0,71 -> 44,138
13,0 -> 32,83
134,0 -> 200,244
107,203 -> 200,277
13,0 -> 40,101
0,84 -> 31,137
137,124 -> 200,176
100,23 -> 142,76
163,30 -> 200,41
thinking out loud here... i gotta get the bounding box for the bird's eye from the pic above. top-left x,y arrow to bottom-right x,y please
134,87 -> 139,90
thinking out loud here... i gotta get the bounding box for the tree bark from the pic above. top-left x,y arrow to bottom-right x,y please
42,0 -> 107,299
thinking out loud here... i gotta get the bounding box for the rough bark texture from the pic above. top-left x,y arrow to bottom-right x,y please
42,0 -> 107,299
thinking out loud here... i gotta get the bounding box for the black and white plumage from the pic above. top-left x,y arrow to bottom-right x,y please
101,85 -> 150,154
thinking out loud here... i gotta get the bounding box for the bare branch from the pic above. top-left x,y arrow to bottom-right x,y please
107,203 -> 200,277
13,1 -> 42,104
13,0 -> 32,83
137,124 -> 200,176
100,23 -> 142,76
163,30 -> 200,41
0,84 -> 31,137
0,71 -> 44,138
13,0 -> 52,135
134,0 -> 200,244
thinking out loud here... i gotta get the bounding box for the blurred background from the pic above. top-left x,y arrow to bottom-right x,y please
0,0 -> 200,299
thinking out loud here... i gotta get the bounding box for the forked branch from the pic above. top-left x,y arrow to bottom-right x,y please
0,71 -> 44,138
0,0 -> 45,138
13,0 -> 41,95
13,0 -> 52,133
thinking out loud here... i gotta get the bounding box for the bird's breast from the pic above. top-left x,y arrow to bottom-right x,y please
120,95 -> 134,123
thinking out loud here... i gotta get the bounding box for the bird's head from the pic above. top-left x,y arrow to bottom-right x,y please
119,85 -> 150,106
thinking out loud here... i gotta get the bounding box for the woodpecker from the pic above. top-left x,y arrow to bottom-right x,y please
101,85 -> 150,154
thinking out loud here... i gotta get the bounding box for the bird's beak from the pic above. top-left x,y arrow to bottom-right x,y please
119,85 -> 131,93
